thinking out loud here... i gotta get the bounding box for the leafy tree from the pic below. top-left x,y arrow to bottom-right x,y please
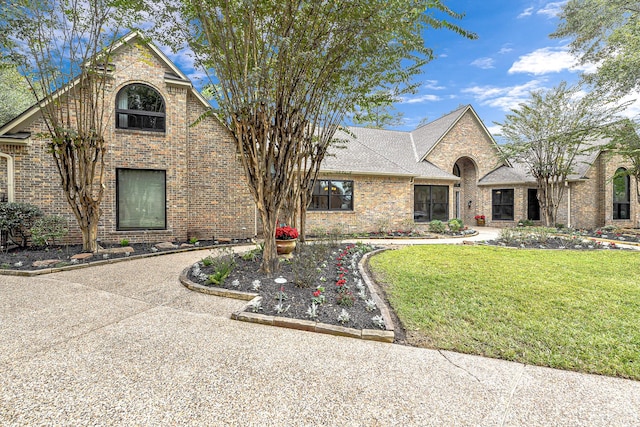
497,82 -> 627,226
0,0 -> 143,252
553,0 -> 640,96
603,120 -> 640,199
352,91 -> 405,129
165,0 -> 476,273
0,66 -> 34,126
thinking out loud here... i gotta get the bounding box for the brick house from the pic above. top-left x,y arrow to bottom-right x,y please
0,34 -> 635,244
0,33 -> 255,244
306,105 -> 638,232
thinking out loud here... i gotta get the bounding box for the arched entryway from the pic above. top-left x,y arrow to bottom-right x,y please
453,157 -> 478,226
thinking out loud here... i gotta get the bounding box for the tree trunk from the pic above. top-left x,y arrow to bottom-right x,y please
259,208 -> 279,275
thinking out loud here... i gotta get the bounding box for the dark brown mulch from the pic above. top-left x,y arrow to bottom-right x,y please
187,243 -> 388,331
0,239 -> 252,270
486,236 -> 630,250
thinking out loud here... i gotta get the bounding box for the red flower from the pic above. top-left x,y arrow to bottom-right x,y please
336,279 -> 346,286
313,290 -> 321,297
275,226 -> 299,240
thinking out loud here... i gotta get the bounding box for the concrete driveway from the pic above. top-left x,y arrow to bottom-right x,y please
1,241 -> 639,426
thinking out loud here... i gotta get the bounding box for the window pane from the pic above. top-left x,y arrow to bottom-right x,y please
309,180 -> 352,211
414,185 -> 449,222
117,169 -> 166,230
492,189 -> 514,220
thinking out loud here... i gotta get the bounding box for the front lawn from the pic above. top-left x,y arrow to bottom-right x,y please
368,245 -> 640,380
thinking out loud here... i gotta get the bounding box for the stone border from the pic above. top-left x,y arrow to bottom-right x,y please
179,250 -> 395,343
0,243 -> 240,277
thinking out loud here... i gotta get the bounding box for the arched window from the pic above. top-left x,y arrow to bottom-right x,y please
613,167 -> 630,220
116,84 -> 165,131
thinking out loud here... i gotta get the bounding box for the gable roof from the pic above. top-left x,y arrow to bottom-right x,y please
479,136 -> 611,186
0,31 -> 211,136
321,126 -> 458,180
320,105 -> 508,181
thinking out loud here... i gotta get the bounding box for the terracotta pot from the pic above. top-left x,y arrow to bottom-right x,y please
276,239 -> 297,255
476,219 -> 486,226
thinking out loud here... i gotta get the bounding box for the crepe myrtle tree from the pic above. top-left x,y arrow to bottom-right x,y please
0,0 -> 144,252
164,0 -> 476,273
497,82 -> 628,227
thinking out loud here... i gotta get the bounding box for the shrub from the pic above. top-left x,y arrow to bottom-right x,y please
336,290 -> 356,307
448,218 -> 463,232
428,220 -> 446,234
291,243 -> 326,288
205,250 -> 236,286
30,215 -> 68,246
120,238 -> 130,247
517,219 -> 534,227
0,202 -> 43,247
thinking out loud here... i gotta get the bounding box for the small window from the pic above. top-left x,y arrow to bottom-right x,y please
117,169 -> 167,230
492,189 -> 514,221
613,168 -> 630,220
414,185 -> 449,222
309,180 -> 353,211
116,84 -> 165,131
527,188 -> 540,221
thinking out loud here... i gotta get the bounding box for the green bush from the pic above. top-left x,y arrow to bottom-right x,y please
30,215 -> 68,246
205,250 -> 236,286
448,218 -> 463,232
0,202 -> 43,247
428,220 -> 446,234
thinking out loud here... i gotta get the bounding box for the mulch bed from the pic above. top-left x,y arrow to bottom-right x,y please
186,243 -> 387,331
0,239 -> 252,271
486,235 -> 630,250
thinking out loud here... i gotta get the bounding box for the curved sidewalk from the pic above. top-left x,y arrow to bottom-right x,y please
0,237 -> 638,425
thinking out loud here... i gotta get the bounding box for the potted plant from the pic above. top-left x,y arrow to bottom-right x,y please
275,225 -> 299,255
474,215 -> 486,226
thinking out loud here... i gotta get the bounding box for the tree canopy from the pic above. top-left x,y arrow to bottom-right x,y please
497,82 -> 627,226
553,0 -> 640,96
0,66 -> 34,127
0,0 -> 144,252
161,0 -> 476,272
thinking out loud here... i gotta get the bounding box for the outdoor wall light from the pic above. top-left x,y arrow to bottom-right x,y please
467,200 -> 472,209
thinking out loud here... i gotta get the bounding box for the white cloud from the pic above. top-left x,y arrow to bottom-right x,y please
537,1 -> 567,18
498,47 -> 513,55
400,94 -> 442,104
423,80 -> 445,90
486,124 -> 503,136
508,46 -> 595,75
462,79 -> 548,112
620,93 -> 640,120
518,7 -> 534,18
471,57 -> 495,69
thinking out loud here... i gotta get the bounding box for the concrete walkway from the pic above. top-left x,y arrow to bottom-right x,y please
1,234 -> 639,426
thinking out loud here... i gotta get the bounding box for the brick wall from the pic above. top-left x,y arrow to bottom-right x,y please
305,174 -> 413,234
0,40 -> 257,245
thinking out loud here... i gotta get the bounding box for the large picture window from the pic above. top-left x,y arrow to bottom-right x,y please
117,169 -> 166,230
492,189 -> 514,221
116,84 -> 165,132
309,180 -> 353,211
613,168 -> 630,220
414,185 -> 448,222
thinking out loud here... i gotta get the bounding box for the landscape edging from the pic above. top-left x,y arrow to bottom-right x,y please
179,253 -> 395,343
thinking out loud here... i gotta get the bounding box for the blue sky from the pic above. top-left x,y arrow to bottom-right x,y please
163,0 -> 639,137
392,0 -> 639,135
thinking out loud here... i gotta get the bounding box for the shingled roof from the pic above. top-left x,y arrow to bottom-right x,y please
321,105 -> 486,180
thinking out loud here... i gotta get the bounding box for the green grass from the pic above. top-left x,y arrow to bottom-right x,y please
369,245 -> 640,380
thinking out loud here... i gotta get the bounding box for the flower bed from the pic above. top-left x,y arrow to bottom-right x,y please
186,243 -> 387,331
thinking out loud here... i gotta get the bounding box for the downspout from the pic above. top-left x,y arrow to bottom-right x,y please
567,183 -> 571,228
